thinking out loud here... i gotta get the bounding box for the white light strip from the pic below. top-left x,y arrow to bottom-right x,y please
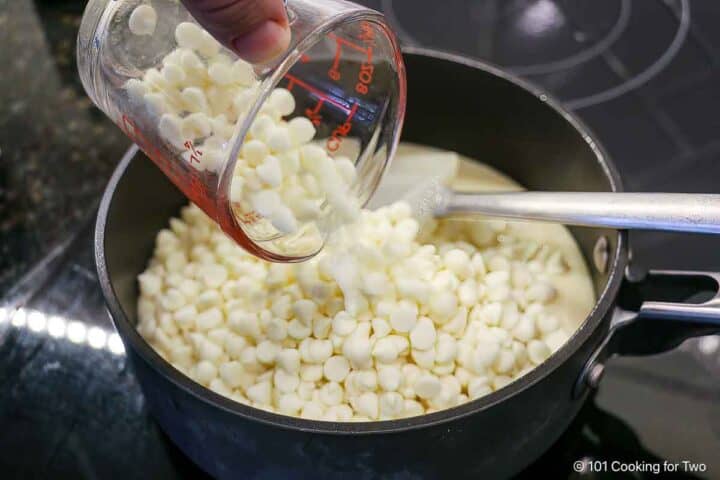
87,326 -> 108,349
11,308 -> 27,327
47,315 -> 67,338
27,310 -> 47,332
4,307 -> 125,355
67,321 -> 87,343
107,332 -> 126,354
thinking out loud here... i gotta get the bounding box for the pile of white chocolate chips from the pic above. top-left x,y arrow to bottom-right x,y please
136,195 -> 579,421
125,17 -> 359,236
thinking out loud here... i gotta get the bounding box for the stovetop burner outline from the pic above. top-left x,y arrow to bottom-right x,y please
566,0 -> 690,109
383,0 -> 632,77
381,0 -> 690,109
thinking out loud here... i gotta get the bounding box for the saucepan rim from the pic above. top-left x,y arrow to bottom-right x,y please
95,48 -> 628,435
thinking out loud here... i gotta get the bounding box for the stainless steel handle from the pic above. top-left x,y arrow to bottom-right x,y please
574,270 -> 720,398
637,270 -> 720,322
444,192 -> 720,234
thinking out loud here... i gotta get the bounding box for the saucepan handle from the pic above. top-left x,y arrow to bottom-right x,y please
573,269 -> 720,398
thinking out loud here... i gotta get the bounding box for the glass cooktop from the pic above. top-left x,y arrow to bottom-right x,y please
2,0 -> 720,478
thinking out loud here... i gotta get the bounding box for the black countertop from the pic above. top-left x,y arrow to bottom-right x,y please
0,0 -> 129,294
1,1 -> 720,478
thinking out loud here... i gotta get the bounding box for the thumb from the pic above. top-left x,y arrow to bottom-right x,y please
181,0 -> 291,63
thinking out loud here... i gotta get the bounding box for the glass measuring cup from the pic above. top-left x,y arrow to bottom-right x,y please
78,0 -> 406,262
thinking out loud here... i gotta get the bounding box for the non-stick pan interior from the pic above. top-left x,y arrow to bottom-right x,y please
103,51 -> 620,331
104,151 -> 186,326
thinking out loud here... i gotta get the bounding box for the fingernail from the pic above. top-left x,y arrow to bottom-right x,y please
232,20 -> 291,64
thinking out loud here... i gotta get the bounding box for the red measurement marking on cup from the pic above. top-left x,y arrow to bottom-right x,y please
327,22 -> 376,95
326,103 -> 359,153
304,101 -> 323,127
238,211 -> 262,225
283,72 -> 359,152
284,73 -> 353,126
120,115 -> 212,214
327,32 -> 371,81
183,140 -> 203,164
284,74 -> 350,112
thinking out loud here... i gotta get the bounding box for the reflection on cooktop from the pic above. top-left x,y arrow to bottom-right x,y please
3,307 -> 124,355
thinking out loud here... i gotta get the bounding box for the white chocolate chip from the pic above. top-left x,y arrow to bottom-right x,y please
256,155 -> 283,187
323,355 -> 350,382
129,5 -> 157,36
288,117 -> 316,145
175,22 -> 206,53
468,376 -> 491,399
379,392 -> 404,419
247,381 -> 272,405
429,292 -> 457,321
181,87 -> 210,114
372,337 -> 399,363
162,63 -> 186,86
266,126 -> 293,153
342,333 -> 372,369
195,360 -> 217,385
158,114 -> 185,148
414,373 -> 441,400
319,382 -> 344,406
527,339 -> 551,364
232,60 -> 256,86
378,365 -> 402,392
208,62 -> 234,85
390,300 -> 418,333
301,401 -> 325,420
332,311 -> 357,336
274,369 -> 300,393
351,392 -> 377,420
241,139 -> 269,166
409,317 -> 436,351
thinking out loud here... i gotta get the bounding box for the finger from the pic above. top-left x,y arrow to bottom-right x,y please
181,0 -> 291,63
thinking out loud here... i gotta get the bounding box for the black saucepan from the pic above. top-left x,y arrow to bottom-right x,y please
95,48 -> 720,479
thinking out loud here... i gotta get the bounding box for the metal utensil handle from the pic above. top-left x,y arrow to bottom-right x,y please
445,192 -> 720,234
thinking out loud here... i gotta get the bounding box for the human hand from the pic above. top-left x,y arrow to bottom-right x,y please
181,0 -> 291,63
